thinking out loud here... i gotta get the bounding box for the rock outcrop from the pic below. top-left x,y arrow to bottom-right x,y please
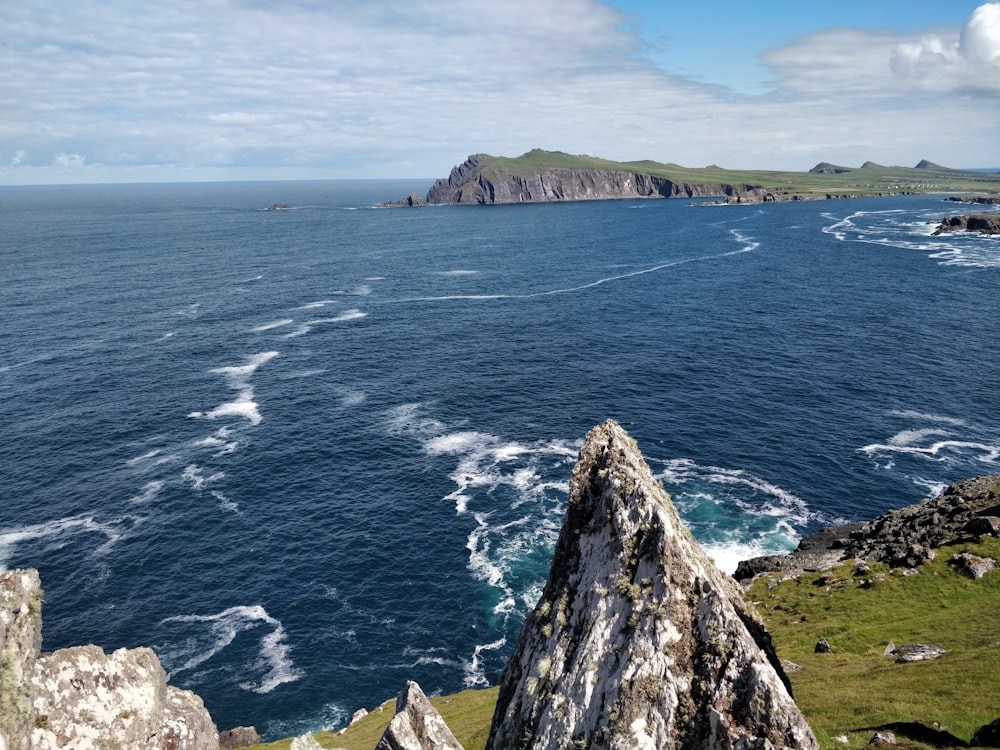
0,569 -> 218,750
487,420 -> 818,750
375,681 -> 463,750
735,476 -> 1000,581
932,213 -> 1000,235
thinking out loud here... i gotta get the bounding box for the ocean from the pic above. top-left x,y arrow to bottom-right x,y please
2,181 -> 998,739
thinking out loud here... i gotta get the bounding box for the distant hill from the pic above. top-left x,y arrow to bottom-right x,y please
809,162 -> 852,174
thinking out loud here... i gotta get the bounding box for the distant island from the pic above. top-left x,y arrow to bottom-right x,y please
381,150 -> 1000,207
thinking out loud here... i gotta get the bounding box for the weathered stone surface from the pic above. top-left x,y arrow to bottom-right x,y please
869,731 -> 896,744
289,734 -> 324,750
889,644 -> 945,663
219,725 -> 261,748
375,681 -> 463,750
0,570 -> 43,750
487,420 -> 818,750
1,568 -> 218,750
736,476 -> 1000,581
815,638 -> 832,654
949,552 -> 997,579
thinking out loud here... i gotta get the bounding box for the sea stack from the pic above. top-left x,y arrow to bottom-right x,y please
486,420 -> 818,750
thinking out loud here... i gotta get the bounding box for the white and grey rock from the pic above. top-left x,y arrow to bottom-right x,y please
375,681 -> 463,750
0,568 -> 218,750
487,420 -> 818,750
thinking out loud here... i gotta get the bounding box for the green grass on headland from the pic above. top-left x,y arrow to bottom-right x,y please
481,149 -> 1000,199
250,537 -> 999,750
748,536 -> 1000,749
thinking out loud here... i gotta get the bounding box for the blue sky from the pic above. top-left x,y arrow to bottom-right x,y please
2,1 -> 998,184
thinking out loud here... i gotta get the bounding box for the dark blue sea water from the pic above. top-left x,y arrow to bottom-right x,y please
2,181 -> 998,739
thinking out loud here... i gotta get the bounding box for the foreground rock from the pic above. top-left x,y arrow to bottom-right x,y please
736,476 -> 1000,580
0,569 -> 218,750
375,681 -> 463,750
487,420 -> 818,750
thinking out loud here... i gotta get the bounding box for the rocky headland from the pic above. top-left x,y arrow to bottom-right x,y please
380,151 -> 1000,208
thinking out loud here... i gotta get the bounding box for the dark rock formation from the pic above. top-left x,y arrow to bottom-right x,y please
972,717 -> 1000,747
266,204 -> 293,211
915,159 -> 950,170
946,195 -> 1000,205
487,420 -> 818,750
378,192 -> 427,208
0,568 -> 218,750
375,681 -> 463,750
932,213 -> 1000,235
735,476 -> 1000,581
219,726 -> 260,748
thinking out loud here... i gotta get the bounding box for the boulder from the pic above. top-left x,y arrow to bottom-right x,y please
289,735 -> 324,750
375,681 -> 463,750
0,569 -> 43,750
487,420 -> 818,750
949,552 -> 997,579
219,725 -> 261,748
890,644 -> 945,663
815,638 -> 832,654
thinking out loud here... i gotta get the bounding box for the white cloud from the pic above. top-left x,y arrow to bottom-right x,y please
890,1 -> 1000,93
1,0 -> 997,183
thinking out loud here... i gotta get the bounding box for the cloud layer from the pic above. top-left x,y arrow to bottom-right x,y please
2,0 -> 997,183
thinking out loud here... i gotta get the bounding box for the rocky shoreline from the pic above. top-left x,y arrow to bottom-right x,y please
932,213 -> 1000,236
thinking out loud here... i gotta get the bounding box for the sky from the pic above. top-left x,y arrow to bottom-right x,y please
2,0 -> 999,185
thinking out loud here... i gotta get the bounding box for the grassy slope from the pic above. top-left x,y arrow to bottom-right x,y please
479,149 -> 1000,198
748,536 -> 1000,749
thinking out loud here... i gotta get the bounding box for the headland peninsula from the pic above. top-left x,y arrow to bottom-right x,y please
381,150 -> 1000,207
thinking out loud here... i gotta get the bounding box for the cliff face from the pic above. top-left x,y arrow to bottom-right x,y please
0,569 -> 218,750
423,155 -> 759,205
487,420 -> 818,750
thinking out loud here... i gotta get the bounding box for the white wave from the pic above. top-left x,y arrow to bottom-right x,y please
251,319 -> 294,332
353,284 -> 372,296
128,480 -> 165,504
338,390 -> 366,407
822,208 -> 1000,268
887,410 -> 968,426
295,300 -> 338,310
283,310 -> 366,338
160,605 -> 302,694
182,464 -> 225,491
174,303 -> 201,318
193,433 -> 239,456
127,449 -> 163,466
887,428 -> 952,447
0,515 -> 124,572
209,352 -> 279,386
210,490 -> 239,513
701,540 -> 774,576
435,269 -> 479,276
860,439 -> 1000,462
203,392 -> 263,426
279,368 -> 328,380
463,637 -> 506,689
154,331 -> 175,342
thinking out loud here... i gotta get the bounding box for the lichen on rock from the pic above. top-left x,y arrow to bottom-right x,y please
487,420 -> 818,750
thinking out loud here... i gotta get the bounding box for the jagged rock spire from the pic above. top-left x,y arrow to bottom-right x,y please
487,420 -> 818,750
375,680 -> 464,750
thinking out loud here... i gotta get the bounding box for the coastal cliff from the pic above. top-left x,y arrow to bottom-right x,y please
380,150 -> 1000,207
419,154 -> 762,205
